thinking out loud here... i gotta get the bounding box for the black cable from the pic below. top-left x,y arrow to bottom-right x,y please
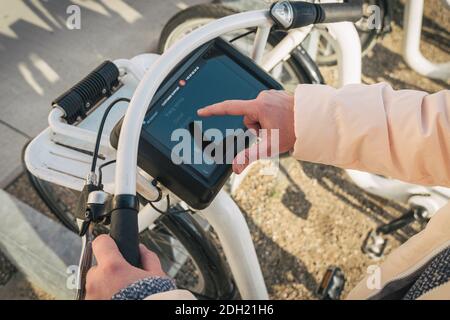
148,194 -> 193,215
90,98 -> 130,174
148,195 -> 171,214
90,99 -> 192,215
98,160 -> 116,187
229,29 -> 257,43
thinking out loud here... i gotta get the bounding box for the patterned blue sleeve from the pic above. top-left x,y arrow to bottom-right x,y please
403,247 -> 450,300
111,277 -> 177,300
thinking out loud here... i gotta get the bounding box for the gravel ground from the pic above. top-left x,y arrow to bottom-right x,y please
1,0 -> 449,300
233,0 -> 449,299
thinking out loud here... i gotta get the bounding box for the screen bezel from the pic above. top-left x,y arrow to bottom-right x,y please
140,37 -> 283,186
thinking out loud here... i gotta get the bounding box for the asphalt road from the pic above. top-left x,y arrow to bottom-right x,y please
0,0 -> 206,187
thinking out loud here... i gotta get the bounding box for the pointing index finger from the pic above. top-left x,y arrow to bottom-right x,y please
197,99 -> 256,117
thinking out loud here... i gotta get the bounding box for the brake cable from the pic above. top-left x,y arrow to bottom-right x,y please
76,98 -> 130,300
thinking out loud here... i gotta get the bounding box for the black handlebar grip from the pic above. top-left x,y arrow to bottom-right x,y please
316,1 -> 363,24
271,1 -> 363,30
109,208 -> 141,268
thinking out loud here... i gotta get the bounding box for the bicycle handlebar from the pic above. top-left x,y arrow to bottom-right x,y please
271,0 -> 363,30
109,196 -> 141,267
107,2 -> 362,272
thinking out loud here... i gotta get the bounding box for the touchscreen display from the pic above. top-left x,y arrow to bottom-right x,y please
143,46 -> 269,178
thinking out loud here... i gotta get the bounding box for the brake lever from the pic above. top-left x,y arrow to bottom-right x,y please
75,190 -> 112,299
76,224 -> 94,300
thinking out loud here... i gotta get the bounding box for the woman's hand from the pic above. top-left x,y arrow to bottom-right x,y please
86,235 -> 166,300
198,90 -> 295,174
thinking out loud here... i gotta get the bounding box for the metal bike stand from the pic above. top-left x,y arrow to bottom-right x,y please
403,0 -> 450,81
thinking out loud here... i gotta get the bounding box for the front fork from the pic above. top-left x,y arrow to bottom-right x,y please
200,190 -> 269,300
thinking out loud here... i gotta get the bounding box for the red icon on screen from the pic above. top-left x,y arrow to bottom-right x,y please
179,79 -> 186,87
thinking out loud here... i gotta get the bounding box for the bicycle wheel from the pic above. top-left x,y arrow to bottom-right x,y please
26,168 -> 81,233
25,166 -> 236,299
158,4 -> 323,91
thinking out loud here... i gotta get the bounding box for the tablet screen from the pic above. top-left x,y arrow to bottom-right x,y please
143,46 -> 268,178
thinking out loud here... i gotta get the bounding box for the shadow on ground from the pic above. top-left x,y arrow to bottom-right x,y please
280,165 -> 311,220
239,205 -> 318,298
299,161 -> 420,243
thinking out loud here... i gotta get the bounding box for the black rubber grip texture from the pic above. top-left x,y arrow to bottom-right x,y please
316,1 -> 363,24
289,1 -> 362,29
109,208 -> 141,268
52,61 -> 119,124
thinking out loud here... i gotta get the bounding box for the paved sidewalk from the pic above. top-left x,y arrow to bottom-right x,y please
0,189 -> 80,299
0,0 -> 205,188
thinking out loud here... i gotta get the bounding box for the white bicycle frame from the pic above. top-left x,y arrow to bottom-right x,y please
342,0 -> 450,217
25,9 -> 361,299
305,0 -> 450,81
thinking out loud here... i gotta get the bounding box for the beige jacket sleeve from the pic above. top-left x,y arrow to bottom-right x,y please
292,83 -> 450,187
292,83 -> 450,300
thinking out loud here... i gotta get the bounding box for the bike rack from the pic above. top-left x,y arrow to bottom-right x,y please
403,0 -> 450,81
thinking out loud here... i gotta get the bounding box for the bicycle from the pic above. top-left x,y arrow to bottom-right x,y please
157,0 -> 384,82
302,0 -> 392,65
158,2 -> 325,89
160,0 -> 450,258
24,1 -> 363,299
